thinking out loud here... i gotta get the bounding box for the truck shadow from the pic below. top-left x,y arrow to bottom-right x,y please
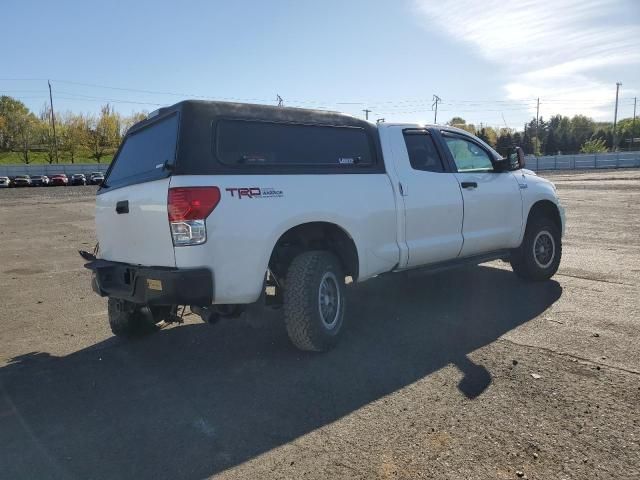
0,265 -> 561,479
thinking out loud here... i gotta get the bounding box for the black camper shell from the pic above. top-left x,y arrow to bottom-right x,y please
102,100 -> 384,191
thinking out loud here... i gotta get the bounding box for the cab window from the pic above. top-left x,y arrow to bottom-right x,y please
403,131 -> 445,173
444,136 -> 493,172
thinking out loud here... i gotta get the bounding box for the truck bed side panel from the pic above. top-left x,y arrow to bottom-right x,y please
170,174 -> 399,304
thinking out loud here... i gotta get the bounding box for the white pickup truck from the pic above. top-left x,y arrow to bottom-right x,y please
84,101 -> 565,351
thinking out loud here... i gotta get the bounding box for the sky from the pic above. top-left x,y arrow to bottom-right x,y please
2,0 -> 639,129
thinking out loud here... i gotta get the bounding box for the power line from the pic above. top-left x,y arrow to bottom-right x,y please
2,77 -> 638,108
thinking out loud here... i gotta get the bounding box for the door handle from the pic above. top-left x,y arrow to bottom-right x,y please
115,200 -> 129,214
461,181 -> 478,189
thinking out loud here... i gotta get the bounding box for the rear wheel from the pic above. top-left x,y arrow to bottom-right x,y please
283,251 -> 346,352
511,215 -> 561,281
107,298 -> 166,337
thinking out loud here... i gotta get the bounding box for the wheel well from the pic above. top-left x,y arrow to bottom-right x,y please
269,222 -> 359,282
527,200 -> 561,231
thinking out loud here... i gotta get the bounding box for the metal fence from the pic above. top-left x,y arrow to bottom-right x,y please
525,151 -> 640,171
0,163 -> 109,177
1,151 -> 640,176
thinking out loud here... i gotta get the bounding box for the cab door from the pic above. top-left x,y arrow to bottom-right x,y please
386,127 -> 464,268
438,131 -> 523,257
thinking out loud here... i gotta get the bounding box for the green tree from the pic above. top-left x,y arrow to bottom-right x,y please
38,105 -> 59,164
60,112 -> 89,163
122,111 -> 147,135
89,104 -> 121,162
545,130 -> 558,155
570,115 -> 595,152
0,96 -> 31,151
592,128 -> 613,150
447,116 -> 475,134
512,132 -> 522,148
16,112 -> 38,164
477,126 -> 497,147
496,128 -> 514,156
580,137 -> 608,153
616,117 -> 640,150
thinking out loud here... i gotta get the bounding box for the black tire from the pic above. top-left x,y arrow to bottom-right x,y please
511,215 -> 562,281
283,251 -> 346,352
107,298 -> 163,337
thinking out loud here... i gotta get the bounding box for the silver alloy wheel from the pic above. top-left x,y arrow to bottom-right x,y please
318,271 -> 341,329
532,230 -> 555,269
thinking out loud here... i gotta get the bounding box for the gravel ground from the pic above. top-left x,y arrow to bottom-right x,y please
0,170 -> 638,479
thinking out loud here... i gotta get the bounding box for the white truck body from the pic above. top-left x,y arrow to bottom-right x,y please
88,101 -> 564,350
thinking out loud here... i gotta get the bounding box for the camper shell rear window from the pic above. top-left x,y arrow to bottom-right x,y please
103,112 -> 179,190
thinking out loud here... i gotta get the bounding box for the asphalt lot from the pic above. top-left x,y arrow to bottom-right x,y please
0,171 -> 639,479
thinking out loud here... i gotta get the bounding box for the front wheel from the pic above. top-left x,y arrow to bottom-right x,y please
511,216 -> 562,281
283,251 -> 346,352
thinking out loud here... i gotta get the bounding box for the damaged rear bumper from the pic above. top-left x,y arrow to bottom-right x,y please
84,259 -> 213,306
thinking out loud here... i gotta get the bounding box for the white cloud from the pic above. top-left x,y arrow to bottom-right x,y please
414,0 -> 640,120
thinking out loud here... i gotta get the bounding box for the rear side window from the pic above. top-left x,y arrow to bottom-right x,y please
403,131 -> 445,173
104,113 -> 178,189
216,120 -> 373,168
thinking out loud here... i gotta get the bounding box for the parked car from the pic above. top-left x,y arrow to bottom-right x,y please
13,175 -> 31,187
30,175 -> 50,187
89,172 -> 105,185
0,176 -> 10,188
84,100 -> 565,352
49,174 -> 69,186
70,173 -> 87,186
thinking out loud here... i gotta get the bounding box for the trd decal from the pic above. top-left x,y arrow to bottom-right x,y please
226,187 -> 283,199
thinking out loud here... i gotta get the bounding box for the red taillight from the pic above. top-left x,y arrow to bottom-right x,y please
168,187 -> 221,222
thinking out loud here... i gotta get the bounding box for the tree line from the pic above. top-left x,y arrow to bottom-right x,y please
448,113 -> 639,157
0,96 -> 146,164
1,95 -> 638,164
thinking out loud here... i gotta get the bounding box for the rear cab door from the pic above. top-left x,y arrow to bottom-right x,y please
381,125 -> 464,268
96,112 -> 179,267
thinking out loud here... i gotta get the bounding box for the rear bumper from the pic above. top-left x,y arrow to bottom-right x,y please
84,259 -> 213,306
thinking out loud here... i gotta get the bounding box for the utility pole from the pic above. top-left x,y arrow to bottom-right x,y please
48,80 -> 59,164
362,109 -> 371,121
535,97 -> 540,145
612,82 -> 622,152
632,97 -> 637,151
432,95 -> 441,124
276,94 -> 284,107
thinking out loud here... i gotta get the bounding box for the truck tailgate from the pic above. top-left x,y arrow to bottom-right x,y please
96,178 -> 175,267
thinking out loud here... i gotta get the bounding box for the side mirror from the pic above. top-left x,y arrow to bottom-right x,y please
495,146 -> 525,171
508,146 -> 525,170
